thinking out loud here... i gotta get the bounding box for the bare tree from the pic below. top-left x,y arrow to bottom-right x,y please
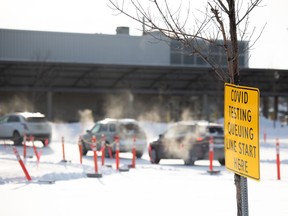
108,0 -> 264,215
109,0 -> 264,81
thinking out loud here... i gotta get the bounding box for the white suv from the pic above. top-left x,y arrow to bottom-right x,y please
0,112 -> 52,146
80,118 -> 147,158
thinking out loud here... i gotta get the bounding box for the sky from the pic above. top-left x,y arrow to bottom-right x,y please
0,0 -> 288,69
0,117 -> 288,216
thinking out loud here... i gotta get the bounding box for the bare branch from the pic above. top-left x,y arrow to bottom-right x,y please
247,22 -> 267,51
108,0 -> 263,84
237,0 -> 263,25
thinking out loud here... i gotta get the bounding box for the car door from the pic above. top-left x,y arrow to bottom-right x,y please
161,125 -> 181,157
176,125 -> 196,152
106,123 -> 116,146
96,123 -> 108,149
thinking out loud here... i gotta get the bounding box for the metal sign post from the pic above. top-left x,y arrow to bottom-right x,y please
241,176 -> 249,216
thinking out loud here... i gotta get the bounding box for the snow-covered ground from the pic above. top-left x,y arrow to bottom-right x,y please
1,117 -> 288,216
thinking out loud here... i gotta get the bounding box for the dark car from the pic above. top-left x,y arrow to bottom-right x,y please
148,121 -> 225,165
80,118 -> 147,158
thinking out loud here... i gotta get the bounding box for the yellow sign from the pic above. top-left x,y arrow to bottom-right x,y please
224,83 -> 260,181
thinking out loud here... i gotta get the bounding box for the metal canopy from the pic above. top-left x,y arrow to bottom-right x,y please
0,61 -> 287,96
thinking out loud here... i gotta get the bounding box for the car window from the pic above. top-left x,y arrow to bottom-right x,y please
99,124 -> 108,132
8,116 -> 20,122
109,124 -> 116,132
208,126 -> 224,135
198,125 -> 224,136
26,117 -> 46,123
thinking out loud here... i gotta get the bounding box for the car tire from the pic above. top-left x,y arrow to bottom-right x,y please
218,158 -> 225,166
104,144 -> 114,158
82,144 -> 88,156
42,138 -> 50,147
150,148 -> 160,164
136,151 -> 143,159
184,159 -> 195,166
13,131 -> 23,146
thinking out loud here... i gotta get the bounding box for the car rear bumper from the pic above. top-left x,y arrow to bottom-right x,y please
82,140 -> 146,153
26,133 -> 51,141
152,143 -> 224,161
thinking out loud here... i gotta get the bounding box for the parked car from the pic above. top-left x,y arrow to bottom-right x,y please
148,120 -> 225,165
80,118 -> 147,158
0,112 -> 52,146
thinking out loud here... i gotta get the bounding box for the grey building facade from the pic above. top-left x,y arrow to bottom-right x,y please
0,28 -> 286,122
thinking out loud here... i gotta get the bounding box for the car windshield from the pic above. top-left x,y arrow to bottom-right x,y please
91,123 -> 101,133
0,116 -> 9,123
176,125 -> 195,136
165,124 -> 195,138
198,125 -> 223,136
119,123 -> 140,134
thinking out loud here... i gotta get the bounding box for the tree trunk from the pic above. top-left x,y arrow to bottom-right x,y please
228,0 -> 239,84
228,0 -> 242,214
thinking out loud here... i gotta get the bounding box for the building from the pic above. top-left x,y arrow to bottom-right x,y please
0,28 -> 287,122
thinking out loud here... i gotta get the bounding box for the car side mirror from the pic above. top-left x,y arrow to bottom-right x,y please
86,130 -> 91,134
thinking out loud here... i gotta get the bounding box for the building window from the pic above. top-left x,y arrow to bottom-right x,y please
170,39 -> 248,68
184,55 -> 194,65
171,53 -> 182,64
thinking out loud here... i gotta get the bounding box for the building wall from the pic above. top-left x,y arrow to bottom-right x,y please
0,29 -> 249,67
0,29 -> 170,66
0,28 -> 264,122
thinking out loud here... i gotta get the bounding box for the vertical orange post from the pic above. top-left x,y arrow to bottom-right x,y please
276,138 -> 281,180
86,135 -> 102,178
92,136 -> 98,173
115,136 -> 120,170
93,150 -> 98,173
209,136 -> 214,172
131,136 -> 136,168
78,136 -> 83,164
62,136 -> 66,161
108,146 -> 113,158
101,134 -> 106,166
31,136 -> 40,163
